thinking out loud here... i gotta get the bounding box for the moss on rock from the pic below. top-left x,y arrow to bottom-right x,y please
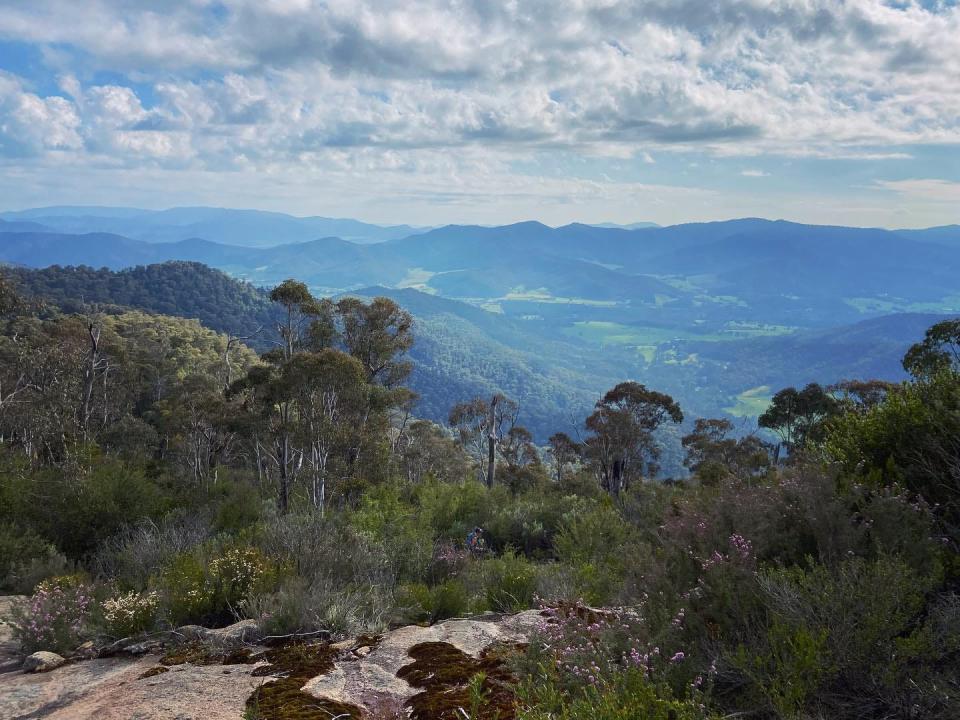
397,641 -> 523,720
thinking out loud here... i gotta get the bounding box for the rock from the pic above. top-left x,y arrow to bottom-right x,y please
303,609 -> 543,713
72,640 -> 97,659
0,610 -> 544,718
124,641 -> 160,655
206,619 -> 261,646
23,651 -> 67,673
174,625 -> 209,642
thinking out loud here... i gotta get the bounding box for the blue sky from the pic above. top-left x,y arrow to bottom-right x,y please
0,1 -> 957,228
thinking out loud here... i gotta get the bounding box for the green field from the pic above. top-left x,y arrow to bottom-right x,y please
845,295 -> 960,314
725,385 -> 773,417
562,320 -> 794,349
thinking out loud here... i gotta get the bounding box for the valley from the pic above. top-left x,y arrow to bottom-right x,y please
3,207 -> 959,444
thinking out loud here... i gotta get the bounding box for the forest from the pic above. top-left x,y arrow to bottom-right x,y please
1,269 -> 959,719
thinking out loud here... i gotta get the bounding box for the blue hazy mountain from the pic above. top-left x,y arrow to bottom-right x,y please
0,206 -> 426,246
3,215 -> 957,432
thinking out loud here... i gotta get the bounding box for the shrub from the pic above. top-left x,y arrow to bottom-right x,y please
474,550 -> 539,612
398,579 -> 470,624
157,545 -> 277,627
157,552 -> 217,626
525,601 -> 695,698
0,521 -> 68,594
101,590 -> 160,638
728,554 -> 954,718
31,460 -> 169,560
518,666 -> 714,720
92,512 -> 213,590
12,575 -> 94,654
209,546 -> 271,607
244,576 -> 391,638
262,512 -> 395,589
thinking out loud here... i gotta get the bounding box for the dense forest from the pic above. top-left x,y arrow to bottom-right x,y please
1,268 -> 959,719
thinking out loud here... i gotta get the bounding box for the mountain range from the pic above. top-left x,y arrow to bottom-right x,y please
2,206 -> 958,440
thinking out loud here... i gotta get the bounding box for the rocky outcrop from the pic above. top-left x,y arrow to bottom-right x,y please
304,610 -> 541,713
0,610 -> 544,719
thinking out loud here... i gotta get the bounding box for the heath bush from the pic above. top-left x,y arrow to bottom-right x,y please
12,575 -> 94,654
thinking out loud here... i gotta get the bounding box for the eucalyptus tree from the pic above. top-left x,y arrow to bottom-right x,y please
584,382 -> 683,494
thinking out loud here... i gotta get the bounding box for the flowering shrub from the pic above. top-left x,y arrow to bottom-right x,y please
209,546 -> 269,606
527,601 -> 701,696
12,575 -> 93,654
158,546 -> 275,626
101,590 -> 159,637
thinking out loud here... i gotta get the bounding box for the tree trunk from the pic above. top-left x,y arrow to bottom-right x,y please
80,322 -> 101,442
486,394 -> 499,487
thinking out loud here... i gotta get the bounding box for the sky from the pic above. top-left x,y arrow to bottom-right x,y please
0,0 -> 958,228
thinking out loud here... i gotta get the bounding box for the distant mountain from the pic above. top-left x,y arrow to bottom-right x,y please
591,221 -> 661,230
894,225 -> 960,248
0,218 -> 54,234
3,215 -> 957,433
0,206 -> 426,246
4,217 -> 960,329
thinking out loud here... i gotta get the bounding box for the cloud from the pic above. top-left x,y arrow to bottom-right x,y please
0,1 -> 957,224
741,169 -> 770,177
876,178 -> 960,203
0,71 -> 82,157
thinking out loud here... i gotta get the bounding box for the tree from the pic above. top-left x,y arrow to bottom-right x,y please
584,382 -> 682,494
903,318 -> 960,379
501,425 -> 539,469
548,432 -> 581,483
448,393 -> 519,486
759,383 -> 838,458
270,279 -> 322,360
682,418 -> 771,485
396,420 -> 470,484
828,379 -> 897,413
286,349 -> 367,514
337,296 -> 413,387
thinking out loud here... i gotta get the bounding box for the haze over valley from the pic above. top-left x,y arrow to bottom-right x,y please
4,205 -> 958,443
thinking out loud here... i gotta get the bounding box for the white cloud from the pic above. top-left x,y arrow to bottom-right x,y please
876,178 -> 960,203
0,72 -> 82,156
0,1 -> 957,223
741,169 -> 770,177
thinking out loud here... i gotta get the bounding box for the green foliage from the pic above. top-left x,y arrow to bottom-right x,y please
398,579 -> 470,624
23,460 -> 169,560
518,667 -> 713,720
156,545 -> 277,627
9,261 -> 280,347
474,549 -> 539,612
732,622 -> 830,718
0,521 -> 68,593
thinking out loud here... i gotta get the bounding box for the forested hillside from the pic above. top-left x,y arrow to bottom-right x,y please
6,260 -> 945,442
8,262 -> 280,342
2,265 -> 959,719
